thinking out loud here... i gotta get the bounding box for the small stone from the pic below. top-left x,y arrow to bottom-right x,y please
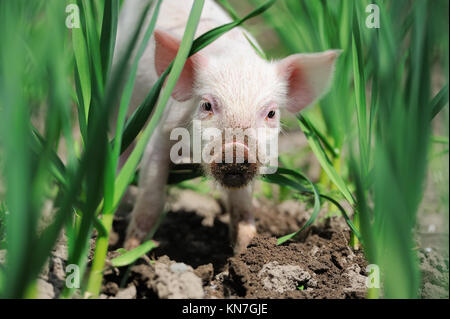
170,262 -> 189,273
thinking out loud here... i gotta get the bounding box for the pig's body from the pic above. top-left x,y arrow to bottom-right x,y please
115,0 -> 339,253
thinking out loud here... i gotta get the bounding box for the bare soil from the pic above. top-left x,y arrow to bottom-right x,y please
99,183 -> 448,299
4,183 -> 446,299
98,188 -> 369,299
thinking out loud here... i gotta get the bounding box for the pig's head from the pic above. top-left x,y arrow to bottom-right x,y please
154,30 -> 339,188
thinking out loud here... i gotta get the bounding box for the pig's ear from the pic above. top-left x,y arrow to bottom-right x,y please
277,50 -> 340,113
154,29 -> 206,101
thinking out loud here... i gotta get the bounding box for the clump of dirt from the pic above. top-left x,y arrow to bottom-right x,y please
100,254 -> 208,299
148,256 -> 205,299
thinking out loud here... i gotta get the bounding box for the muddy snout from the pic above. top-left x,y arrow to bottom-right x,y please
210,142 -> 258,188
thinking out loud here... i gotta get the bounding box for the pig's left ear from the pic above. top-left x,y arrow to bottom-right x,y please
276,50 -> 340,113
154,29 -> 207,101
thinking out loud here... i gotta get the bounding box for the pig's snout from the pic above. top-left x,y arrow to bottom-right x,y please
210,142 -> 258,188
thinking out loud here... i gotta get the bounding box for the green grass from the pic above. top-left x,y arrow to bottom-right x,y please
0,0 -> 448,299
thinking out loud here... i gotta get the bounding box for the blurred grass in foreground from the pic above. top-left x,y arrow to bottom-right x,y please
0,0 -> 448,300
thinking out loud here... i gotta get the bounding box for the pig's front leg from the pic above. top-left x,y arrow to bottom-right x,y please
124,129 -> 171,250
226,184 -> 257,254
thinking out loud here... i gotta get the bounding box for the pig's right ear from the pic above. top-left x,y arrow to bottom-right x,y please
154,29 -> 206,102
277,50 -> 340,113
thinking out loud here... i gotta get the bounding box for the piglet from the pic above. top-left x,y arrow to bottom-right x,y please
115,0 -> 339,254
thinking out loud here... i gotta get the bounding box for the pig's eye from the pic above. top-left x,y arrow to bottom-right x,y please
202,102 -> 212,112
267,110 -> 276,119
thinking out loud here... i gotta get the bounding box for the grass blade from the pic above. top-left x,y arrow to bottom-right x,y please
110,240 -> 158,267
